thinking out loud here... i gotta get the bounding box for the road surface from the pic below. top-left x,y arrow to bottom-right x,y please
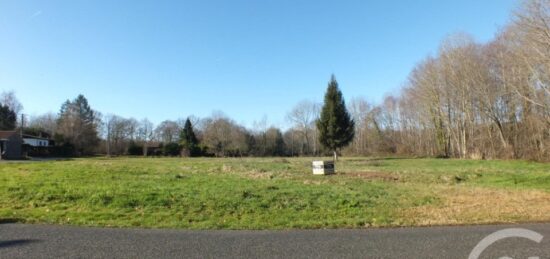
1,223 -> 550,258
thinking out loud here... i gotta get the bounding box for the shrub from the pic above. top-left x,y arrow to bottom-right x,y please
127,142 -> 143,156
163,142 -> 181,156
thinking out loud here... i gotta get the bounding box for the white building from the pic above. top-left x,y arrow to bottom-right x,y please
22,135 -> 51,147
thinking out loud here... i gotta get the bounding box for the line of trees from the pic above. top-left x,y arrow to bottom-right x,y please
99,111 -> 289,157
4,0 -> 549,161
8,91 -> 340,158
342,0 -> 549,161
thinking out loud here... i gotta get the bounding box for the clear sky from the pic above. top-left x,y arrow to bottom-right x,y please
1,0 -> 517,128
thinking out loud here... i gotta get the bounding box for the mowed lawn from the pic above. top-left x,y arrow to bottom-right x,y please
0,157 -> 549,229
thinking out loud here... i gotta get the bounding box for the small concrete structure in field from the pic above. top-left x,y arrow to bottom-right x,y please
312,161 -> 335,175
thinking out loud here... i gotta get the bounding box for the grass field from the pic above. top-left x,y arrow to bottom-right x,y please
0,157 -> 549,229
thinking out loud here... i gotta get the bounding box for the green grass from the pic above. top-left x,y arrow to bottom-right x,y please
0,157 -> 548,229
340,157 -> 550,189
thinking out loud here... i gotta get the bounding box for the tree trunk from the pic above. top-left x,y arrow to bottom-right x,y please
333,150 -> 338,162
494,120 -> 510,150
106,138 -> 111,157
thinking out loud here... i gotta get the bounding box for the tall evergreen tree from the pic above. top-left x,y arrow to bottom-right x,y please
57,94 -> 99,155
316,75 -> 355,161
179,118 -> 199,156
74,94 -> 95,123
0,104 -> 16,130
265,127 -> 285,156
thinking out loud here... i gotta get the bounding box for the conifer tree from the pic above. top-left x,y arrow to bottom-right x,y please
180,118 -> 199,156
316,75 -> 355,161
0,104 -> 16,130
57,94 -> 99,155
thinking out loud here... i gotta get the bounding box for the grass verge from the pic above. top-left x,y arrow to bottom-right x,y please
0,157 -> 548,229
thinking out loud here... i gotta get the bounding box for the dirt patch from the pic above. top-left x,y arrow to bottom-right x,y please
343,171 -> 399,181
302,179 -> 326,185
180,166 -> 192,171
272,158 -> 290,163
245,172 -> 274,180
221,164 -> 232,172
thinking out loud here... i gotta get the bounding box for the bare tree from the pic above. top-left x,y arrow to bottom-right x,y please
286,100 -> 320,156
348,97 -> 372,155
137,118 -> 154,155
252,115 -> 268,155
29,113 -> 58,136
154,120 -> 180,143
104,115 -> 134,156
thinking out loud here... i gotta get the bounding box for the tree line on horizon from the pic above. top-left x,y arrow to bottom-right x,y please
1,77 -> 356,159
2,0 -> 549,161
370,0 -> 550,161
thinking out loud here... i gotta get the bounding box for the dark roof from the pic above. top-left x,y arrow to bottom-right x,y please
146,142 -> 162,148
0,131 -> 18,140
22,134 -> 51,140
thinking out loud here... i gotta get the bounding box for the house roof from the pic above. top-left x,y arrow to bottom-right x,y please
146,142 -> 162,148
22,134 -> 51,140
0,131 -> 18,140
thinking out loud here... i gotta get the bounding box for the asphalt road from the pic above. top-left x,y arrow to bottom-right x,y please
1,223 -> 550,258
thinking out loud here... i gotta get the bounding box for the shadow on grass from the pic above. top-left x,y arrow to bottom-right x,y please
0,157 -> 74,163
0,239 -> 40,249
370,157 -> 414,161
344,157 -> 412,162
28,157 -> 74,162
0,218 -> 24,224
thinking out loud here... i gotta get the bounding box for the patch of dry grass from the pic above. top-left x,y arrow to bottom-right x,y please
402,186 -> 550,226
341,171 -> 399,181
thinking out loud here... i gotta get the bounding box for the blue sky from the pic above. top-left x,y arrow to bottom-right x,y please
0,0 -> 517,128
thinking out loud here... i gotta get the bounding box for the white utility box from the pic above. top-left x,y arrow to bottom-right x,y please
312,161 -> 335,175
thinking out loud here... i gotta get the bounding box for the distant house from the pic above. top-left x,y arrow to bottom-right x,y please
145,142 -> 163,156
22,133 -> 55,157
0,131 -> 23,160
22,134 -> 52,147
